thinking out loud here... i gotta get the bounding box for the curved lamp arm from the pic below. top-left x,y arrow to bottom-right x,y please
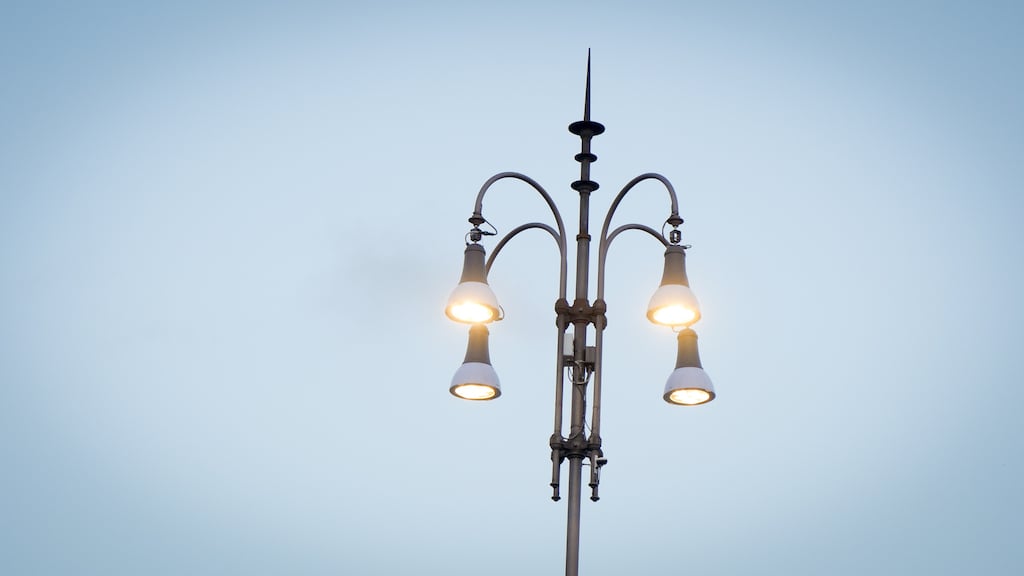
471,172 -> 569,300
590,174 -> 681,444
598,224 -> 668,300
472,172 -> 571,452
598,173 -> 680,239
596,173 -> 680,301
486,222 -> 567,299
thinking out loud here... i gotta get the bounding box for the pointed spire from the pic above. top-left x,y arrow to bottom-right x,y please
569,50 -> 604,193
568,50 -> 604,138
584,49 -> 592,122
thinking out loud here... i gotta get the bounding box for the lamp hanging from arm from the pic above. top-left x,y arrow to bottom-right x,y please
663,328 -> 715,405
446,243 -> 501,324
450,323 -> 501,400
647,244 -> 701,327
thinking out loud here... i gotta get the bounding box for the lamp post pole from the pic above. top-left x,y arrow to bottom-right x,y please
445,55 -> 716,576
562,58 -> 604,576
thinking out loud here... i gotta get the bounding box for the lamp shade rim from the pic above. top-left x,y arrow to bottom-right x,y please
445,281 -> 501,323
647,283 -> 701,327
663,366 -> 715,405
450,361 -> 501,400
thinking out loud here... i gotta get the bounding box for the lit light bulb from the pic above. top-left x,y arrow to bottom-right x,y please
446,280 -> 500,324
667,388 -> 712,406
647,246 -> 701,327
452,383 -> 499,400
651,304 -> 697,327
449,301 -> 497,323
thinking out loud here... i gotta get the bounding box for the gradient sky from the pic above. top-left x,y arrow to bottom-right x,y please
2,1 -> 1023,575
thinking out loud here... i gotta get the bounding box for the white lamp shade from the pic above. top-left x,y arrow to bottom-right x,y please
450,361 -> 501,400
647,284 -> 701,327
446,281 -> 501,324
663,367 -> 715,406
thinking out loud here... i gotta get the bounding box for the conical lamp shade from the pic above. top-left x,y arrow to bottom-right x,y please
446,244 -> 500,324
647,245 -> 701,327
663,329 -> 715,406
450,324 -> 501,400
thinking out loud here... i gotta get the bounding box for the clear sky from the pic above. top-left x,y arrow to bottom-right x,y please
2,1 -> 1022,574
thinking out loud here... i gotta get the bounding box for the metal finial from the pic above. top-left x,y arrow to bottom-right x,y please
584,49 -> 592,122
569,50 -> 605,193
568,51 -> 605,139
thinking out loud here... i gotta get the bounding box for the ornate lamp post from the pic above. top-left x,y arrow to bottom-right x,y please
444,56 -> 715,576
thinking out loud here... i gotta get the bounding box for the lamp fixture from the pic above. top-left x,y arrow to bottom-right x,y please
445,243 -> 501,324
450,324 -> 501,400
663,328 -> 715,405
647,244 -> 701,327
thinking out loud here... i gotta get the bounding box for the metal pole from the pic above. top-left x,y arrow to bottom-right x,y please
564,454 -> 584,576
563,50 -> 604,576
565,189 -> 590,576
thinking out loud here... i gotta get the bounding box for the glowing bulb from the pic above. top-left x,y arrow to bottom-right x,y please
651,305 -> 697,327
647,284 -> 700,327
667,388 -> 712,406
446,281 -> 500,324
668,388 -> 711,405
449,302 -> 496,323
452,383 -> 499,400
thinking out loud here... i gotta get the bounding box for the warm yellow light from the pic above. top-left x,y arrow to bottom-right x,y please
452,383 -> 499,400
651,305 -> 697,327
668,388 -> 711,406
448,302 -> 496,324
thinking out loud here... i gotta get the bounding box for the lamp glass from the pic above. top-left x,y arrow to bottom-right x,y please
651,305 -> 697,326
452,383 -> 499,400
647,284 -> 701,327
445,281 -> 500,324
667,388 -> 712,406
662,366 -> 715,406
449,302 -> 496,324
450,360 -> 501,401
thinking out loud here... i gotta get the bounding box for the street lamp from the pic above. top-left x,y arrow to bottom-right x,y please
444,55 -> 715,576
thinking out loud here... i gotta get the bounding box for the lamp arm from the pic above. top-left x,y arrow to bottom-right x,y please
473,171 -> 567,241
473,178 -> 571,462
588,223 -> 666,444
485,222 -> 568,300
596,172 -> 680,301
597,174 -> 680,245
596,223 -> 668,300
589,172 -> 681,445
606,224 -> 669,251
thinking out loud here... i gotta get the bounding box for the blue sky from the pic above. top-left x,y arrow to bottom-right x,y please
2,1 -> 1022,574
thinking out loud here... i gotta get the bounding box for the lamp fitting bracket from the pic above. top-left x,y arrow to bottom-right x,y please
550,433 -> 567,452
554,298 -> 607,328
560,433 -> 591,457
554,298 -> 571,326
550,434 -> 607,502
465,214 -> 497,245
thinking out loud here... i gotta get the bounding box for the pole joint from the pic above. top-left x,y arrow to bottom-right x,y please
560,434 -> 590,459
592,299 -> 607,330
556,298 -> 605,328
